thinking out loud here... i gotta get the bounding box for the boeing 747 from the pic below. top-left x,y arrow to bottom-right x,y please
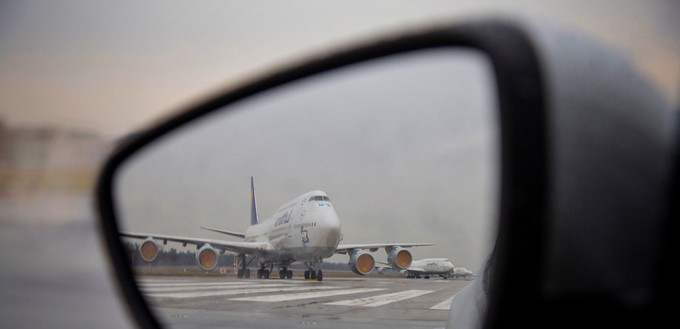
121,177 -> 433,281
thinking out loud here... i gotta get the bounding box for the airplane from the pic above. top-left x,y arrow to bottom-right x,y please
451,266 -> 474,279
120,177 -> 433,281
375,257 -> 455,279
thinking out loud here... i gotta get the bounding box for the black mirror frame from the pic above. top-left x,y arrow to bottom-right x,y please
95,19 -> 547,329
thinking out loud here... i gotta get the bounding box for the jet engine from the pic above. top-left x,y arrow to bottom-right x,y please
349,250 -> 375,275
386,247 -> 412,269
196,244 -> 218,271
139,237 -> 160,262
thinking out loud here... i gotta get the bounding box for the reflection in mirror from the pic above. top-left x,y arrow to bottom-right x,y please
115,48 -> 497,328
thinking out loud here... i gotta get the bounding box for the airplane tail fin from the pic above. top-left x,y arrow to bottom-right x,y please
250,176 -> 259,226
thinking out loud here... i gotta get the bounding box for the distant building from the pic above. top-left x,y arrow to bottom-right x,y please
0,122 -> 112,196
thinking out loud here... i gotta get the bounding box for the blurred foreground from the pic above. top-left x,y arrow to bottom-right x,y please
0,124 -> 133,328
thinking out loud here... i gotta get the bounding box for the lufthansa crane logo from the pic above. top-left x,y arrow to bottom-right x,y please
300,226 -> 309,248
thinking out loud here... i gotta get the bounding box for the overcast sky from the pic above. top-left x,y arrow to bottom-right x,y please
1,0 -> 677,272
0,1 -> 677,137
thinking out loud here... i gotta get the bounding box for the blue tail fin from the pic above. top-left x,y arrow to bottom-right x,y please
250,176 -> 259,226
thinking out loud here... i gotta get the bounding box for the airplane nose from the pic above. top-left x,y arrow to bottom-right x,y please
325,214 -> 342,247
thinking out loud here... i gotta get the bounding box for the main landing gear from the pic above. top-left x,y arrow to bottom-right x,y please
238,254 -> 293,280
303,269 -> 323,281
279,266 -> 293,279
256,263 -> 271,279
258,263 -> 293,279
236,253 -> 251,279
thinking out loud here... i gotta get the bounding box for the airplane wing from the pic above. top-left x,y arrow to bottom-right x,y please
200,226 -> 246,239
120,232 -> 268,255
335,242 -> 434,254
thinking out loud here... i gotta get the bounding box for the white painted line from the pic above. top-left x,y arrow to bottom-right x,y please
138,281 -> 279,288
147,285 -> 338,299
325,290 -> 434,307
229,288 -> 386,302
136,279 -> 191,284
141,283 -> 291,293
429,295 -> 456,310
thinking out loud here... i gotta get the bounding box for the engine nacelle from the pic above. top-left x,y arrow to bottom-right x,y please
196,244 -> 218,271
139,238 -> 160,262
387,247 -> 412,269
349,250 -> 375,275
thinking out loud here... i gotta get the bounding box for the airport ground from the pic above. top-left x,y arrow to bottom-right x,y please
139,273 -> 472,329
0,199 -> 472,329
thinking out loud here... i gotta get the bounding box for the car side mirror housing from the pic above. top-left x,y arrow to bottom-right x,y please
95,17 -> 676,329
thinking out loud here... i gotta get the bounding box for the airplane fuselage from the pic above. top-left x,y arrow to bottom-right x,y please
244,190 -> 343,264
410,258 -> 455,274
377,257 -> 454,278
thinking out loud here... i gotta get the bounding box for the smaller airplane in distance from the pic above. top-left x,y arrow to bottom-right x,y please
375,257 -> 455,279
451,267 -> 475,280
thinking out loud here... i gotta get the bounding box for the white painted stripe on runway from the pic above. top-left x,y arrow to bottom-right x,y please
229,288 -> 387,302
147,285 -> 338,299
137,279 -> 191,284
141,283 -> 291,293
138,281 -> 278,288
324,290 -> 434,307
429,295 -> 455,310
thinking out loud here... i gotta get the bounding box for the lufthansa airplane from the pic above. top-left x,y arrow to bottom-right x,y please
375,257 -> 455,279
121,177 -> 433,281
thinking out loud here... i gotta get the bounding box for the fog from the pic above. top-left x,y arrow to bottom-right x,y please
116,49 -> 498,270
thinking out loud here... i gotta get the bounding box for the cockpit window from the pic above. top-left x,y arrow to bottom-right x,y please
309,196 -> 331,202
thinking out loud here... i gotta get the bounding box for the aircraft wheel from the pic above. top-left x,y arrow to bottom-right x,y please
317,270 -> 323,281
286,270 -> 293,279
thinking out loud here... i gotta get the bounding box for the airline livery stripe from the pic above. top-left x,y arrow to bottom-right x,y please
429,295 -> 455,310
324,290 -> 434,307
147,285 -> 338,299
229,288 -> 387,302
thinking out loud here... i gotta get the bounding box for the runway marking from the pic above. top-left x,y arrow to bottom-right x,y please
138,281 -> 296,288
146,285 -> 337,299
142,283 -> 292,294
324,289 -> 434,307
429,295 -> 455,310
229,288 -> 386,302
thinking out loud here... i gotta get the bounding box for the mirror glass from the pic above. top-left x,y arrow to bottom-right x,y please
114,48 -> 497,328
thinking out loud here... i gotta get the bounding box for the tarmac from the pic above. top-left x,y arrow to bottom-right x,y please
139,274 -> 472,329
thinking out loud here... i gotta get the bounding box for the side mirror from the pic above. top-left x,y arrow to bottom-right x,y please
96,18 -> 675,329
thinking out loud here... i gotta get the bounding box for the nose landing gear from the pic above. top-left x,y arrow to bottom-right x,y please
303,259 -> 323,281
